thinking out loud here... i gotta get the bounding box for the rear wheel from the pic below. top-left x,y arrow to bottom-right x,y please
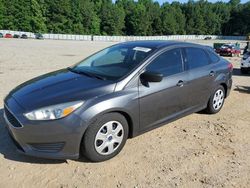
206,86 -> 225,114
81,113 -> 128,162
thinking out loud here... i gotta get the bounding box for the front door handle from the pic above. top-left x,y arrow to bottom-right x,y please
209,71 -> 215,77
176,80 -> 184,87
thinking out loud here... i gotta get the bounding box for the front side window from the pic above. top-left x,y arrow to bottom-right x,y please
70,45 -> 155,80
185,47 -> 210,70
146,48 -> 183,76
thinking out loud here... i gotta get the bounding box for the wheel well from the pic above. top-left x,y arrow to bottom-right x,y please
220,83 -> 227,98
112,111 -> 133,138
79,110 -> 134,157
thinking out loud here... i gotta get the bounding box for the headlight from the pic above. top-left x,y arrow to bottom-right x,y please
24,101 -> 84,121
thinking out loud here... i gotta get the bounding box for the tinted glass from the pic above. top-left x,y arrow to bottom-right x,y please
147,49 -> 183,76
207,50 -> 220,63
71,45 -> 155,80
185,48 -> 209,70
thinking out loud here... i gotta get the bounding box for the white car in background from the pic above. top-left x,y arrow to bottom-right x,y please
241,51 -> 250,74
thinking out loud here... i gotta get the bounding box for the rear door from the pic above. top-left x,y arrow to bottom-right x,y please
183,47 -> 215,108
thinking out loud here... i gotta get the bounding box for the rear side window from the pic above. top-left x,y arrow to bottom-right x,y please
207,50 -> 220,63
146,48 -> 183,76
185,47 -> 210,70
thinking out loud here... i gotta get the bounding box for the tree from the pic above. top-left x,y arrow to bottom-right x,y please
99,0 -> 125,35
183,1 -> 206,35
30,0 -> 47,32
138,0 -> 161,35
0,0 -> 249,36
126,2 -> 150,36
0,0 -> 4,28
44,0 -> 72,33
71,0 -> 100,35
161,2 -> 185,35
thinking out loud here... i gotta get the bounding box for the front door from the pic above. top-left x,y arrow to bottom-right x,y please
139,48 -> 190,130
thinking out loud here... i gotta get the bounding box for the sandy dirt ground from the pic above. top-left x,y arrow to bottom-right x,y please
0,39 -> 249,188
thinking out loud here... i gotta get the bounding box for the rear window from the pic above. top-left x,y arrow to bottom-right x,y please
207,50 -> 220,63
185,47 -> 210,70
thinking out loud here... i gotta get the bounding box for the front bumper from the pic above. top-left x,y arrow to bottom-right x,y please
3,97 -> 87,160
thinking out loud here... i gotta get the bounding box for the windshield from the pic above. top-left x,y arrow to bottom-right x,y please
70,44 -> 155,80
221,45 -> 233,49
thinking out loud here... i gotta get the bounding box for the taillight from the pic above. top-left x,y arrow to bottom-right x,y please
228,63 -> 233,71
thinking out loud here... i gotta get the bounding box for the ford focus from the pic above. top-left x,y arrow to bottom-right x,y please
4,41 -> 233,162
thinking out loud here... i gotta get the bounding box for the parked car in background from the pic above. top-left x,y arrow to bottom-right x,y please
204,36 -> 212,40
21,34 -> 28,39
4,33 -> 13,38
0,33 -> 3,38
4,41 -> 233,162
35,33 -> 44,39
216,44 -> 241,57
241,51 -> 250,74
13,34 -> 20,38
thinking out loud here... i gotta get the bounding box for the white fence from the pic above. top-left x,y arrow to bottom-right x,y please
93,35 -> 247,41
0,30 -> 247,41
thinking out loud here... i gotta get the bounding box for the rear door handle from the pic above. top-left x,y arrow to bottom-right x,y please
209,71 -> 215,77
176,80 -> 184,87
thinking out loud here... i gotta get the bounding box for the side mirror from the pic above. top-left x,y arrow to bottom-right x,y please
140,71 -> 163,82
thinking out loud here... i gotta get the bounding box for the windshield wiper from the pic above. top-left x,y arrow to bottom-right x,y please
67,67 -> 106,80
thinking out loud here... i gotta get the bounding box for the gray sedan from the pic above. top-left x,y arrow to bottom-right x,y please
4,41 -> 233,162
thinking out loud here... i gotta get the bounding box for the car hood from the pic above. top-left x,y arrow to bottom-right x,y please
7,69 -> 115,111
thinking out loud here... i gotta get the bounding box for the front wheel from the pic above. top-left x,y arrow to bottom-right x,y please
206,86 -> 225,114
81,113 -> 129,162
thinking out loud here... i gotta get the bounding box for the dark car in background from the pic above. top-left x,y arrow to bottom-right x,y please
204,36 -> 212,40
4,33 -> 13,38
35,33 -> 44,39
0,33 -> 3,38
4,41 -> 233,162
216,44 -> 241,57
13,34 -> 20,38
21,34 -> 28,39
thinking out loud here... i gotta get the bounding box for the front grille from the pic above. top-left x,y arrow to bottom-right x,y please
4,106 -> 23,128
29,142 -> 65,153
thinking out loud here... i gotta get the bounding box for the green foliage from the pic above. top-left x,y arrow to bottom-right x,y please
0,0 -> 249,36
71,0 -> 100,34
99,1 -> 125,35
161,2 -> 186,35
0,0 -> 3,28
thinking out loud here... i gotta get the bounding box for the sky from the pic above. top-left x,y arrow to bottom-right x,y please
156,0 -> 249,4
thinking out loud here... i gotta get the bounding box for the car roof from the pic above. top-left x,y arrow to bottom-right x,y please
120,40 -> 203,49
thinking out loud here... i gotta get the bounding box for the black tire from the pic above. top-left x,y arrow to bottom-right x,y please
81,113 -> 129,162
241,69 -> 248,74
205,86 -> 225,114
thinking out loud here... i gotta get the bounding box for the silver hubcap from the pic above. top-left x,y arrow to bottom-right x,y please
94,121 -> 124,155
213,89 -> 224,110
